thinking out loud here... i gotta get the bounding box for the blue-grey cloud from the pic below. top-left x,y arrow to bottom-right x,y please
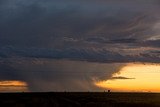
141,40 -> 160,48
0,0 -> 160,91
0,58 -> 124,91
86,38 -> 137,44
0,46 -> 159,63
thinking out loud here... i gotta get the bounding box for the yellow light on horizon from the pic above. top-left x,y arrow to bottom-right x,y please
95,63 -> 160,92
0,80 -> 28,92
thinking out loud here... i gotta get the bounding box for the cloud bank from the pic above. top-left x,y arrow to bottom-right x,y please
0,58 -> 124,91
0,0 -> 159,91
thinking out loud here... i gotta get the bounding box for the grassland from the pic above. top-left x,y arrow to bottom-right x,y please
1,92 -> 160,107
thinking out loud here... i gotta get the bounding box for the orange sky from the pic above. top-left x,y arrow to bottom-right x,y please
95,63 -> 160,92
0,80 -> 28,92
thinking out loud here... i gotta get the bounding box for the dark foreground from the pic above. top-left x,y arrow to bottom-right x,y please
1,92 -> 160,107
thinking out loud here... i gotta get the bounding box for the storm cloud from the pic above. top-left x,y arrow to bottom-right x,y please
0,0 -> 160,91
0,58 -> 124,91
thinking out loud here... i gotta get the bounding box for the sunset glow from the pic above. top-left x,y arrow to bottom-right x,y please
0,80 -> 28,92
95,63 -> 160,92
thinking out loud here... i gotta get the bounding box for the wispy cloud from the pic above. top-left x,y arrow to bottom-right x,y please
110,76 -> 135,80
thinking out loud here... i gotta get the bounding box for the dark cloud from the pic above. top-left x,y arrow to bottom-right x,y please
86,38 -> 137,44
110,76 -> 135,80
0,46 -> 159,63
141,40 -> 160,48
0,0 -> 160,91
109,38 -> 137,44
0,0 -> 159,48
0,58 -> 124,91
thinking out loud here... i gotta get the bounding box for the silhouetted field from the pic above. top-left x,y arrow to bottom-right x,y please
1,92 -> 160,107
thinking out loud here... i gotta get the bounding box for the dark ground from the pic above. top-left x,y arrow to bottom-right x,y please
1,92 -> 160,107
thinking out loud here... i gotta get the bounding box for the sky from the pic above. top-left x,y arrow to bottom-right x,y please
0,0 -> 160,92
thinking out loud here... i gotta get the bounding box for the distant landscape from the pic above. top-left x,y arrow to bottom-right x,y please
1,92 -> 160,107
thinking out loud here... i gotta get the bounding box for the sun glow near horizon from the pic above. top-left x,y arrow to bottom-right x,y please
0,80 -> 28,92
95,63 -> 160,92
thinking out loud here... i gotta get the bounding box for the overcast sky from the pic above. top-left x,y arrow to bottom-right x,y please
0,0 -> 160,91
